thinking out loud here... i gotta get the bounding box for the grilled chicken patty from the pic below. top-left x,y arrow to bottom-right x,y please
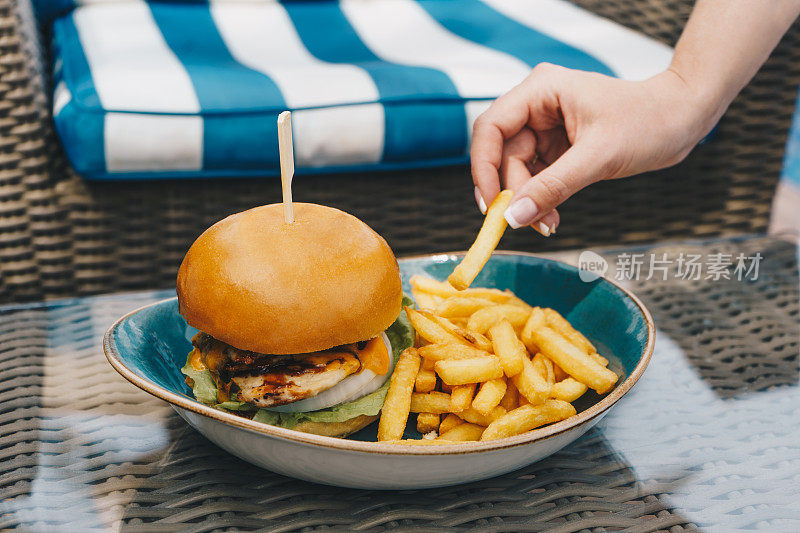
192,333 -> 362,407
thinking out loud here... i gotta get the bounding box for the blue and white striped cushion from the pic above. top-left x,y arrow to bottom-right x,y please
49,0 -> 673,180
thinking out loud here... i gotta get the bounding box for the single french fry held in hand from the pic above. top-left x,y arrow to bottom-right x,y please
550,377 -> 589,402
450,384 -> 476,412
436,297 -> 498,318
437,423 -> 485,441
416,412 -> 440,434
405,307 -> 469,346
512,353 -> 551,405
448,190 -> 514,290
460,406 -> 507,426
472,378 -> 507,416
418,343 -> 493,362
439,413 -> 463,435
435,356 -> 504,385
415,368 -> 437,393
481,399 -> 577,441
530,327 -> 618,393
543,308 -> 596,354
468,305 -> 531,335
378,347 -> 421,441
532,353 -> 555,386
410,391 -> 452,414
488,319 -> 525,377
499,379 -> 519,411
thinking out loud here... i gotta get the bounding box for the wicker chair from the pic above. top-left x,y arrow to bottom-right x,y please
1,0 -> 798,303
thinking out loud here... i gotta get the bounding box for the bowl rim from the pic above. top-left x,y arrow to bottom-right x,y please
103,251 -> 654,456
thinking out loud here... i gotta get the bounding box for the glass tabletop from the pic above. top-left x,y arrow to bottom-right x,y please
0,235 -> 798,532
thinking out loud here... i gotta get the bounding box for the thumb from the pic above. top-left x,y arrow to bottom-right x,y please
503,142 -> 610,229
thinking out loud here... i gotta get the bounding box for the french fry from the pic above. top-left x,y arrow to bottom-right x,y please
450,317 -> 469,328
506,293 -> 535,312
550,378 -> 589,402
416,412 -> 440,434
450,384 -> 476,412
410,391 -> 452,414
468,305 -> 531,334
378,347 -> 421,441
386,439 -> 460,445
418,343 -> 493,362
447,190 -> 514,290
437,423 -> 485,441
421,357 -> 436,371
532,353 -> 555,386
460,406 -> 507,426
436,297 -> 497,318
529,327 -> 618,393
518,394 -> 529,407
415,368 -> 437,393
520,307 -> 546,349
472,378 -> 507,416
588,352 -> 609,367
499,380 -> 518,411
435,356 -> 504,386
543,308 -> 596,354
428,312 -> 493,351
440,383 -> 453,393
460,288 -> 514,303
410,275 -> 457,298
553,363 -> 568,382
488,319 -> 525,377
481,399 -> 577,440
439,413 -> 463,435
405,307 -> 469,346
512,353 -> 551,405
412,289 -> 440,311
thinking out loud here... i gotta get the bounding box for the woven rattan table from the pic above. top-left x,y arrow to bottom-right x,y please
1,235 -> 798,532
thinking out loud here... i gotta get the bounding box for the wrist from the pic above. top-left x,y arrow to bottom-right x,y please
651,68 -> 722,147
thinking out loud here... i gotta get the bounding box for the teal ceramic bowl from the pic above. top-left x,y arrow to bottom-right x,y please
104,252 -> 654,489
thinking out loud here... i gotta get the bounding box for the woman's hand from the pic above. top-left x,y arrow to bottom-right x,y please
471,65 -> 711,234
471,0 -> 800,234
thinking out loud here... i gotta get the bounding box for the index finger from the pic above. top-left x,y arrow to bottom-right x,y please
470,85 -> 533,206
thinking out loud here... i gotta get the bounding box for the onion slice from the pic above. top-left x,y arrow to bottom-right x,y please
269,332 -> 394,413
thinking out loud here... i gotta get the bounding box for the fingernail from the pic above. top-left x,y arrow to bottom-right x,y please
504,197 -> 539,229
535,221 -> 550,237
474,187 -> 487,214
550,224 -> 557,235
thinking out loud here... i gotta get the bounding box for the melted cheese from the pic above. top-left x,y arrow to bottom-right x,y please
356,336 -> 390,375
188,348 -> 206,371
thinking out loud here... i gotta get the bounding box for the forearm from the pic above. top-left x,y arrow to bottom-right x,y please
670,0 -> 800,133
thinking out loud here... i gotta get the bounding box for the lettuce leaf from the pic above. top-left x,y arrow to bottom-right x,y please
181,295 -> 416,430
180,358 -> 219,404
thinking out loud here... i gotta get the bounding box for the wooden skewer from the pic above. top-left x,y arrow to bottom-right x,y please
277,111 -> 295,224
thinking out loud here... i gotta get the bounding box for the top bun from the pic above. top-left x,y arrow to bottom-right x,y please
177,203 -> 402,355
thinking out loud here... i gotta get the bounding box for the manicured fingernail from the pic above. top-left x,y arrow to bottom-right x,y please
550,224 -> 557,235
474,187 -> 487,214
535,221 -> 550,237
504,197 -> 539,229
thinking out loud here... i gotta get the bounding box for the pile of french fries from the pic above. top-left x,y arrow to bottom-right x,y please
377,190 -> 619,444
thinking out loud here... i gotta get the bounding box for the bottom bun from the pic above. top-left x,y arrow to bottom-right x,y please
292,414 -> 379,438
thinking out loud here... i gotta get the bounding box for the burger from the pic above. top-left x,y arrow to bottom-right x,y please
178,203 -> 414,437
